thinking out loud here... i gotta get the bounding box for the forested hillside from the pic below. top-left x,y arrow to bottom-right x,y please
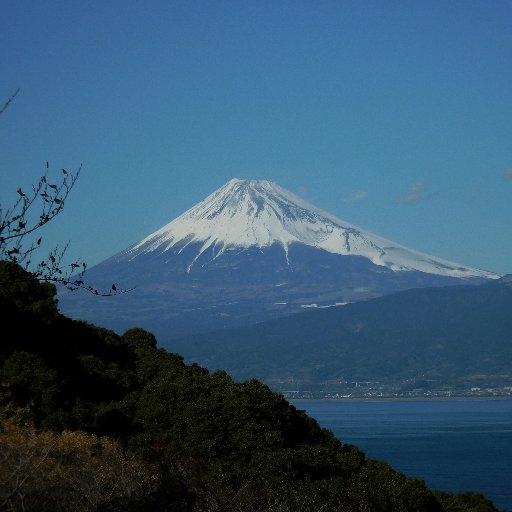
169,277 -> 512,395
0,261 -> 499,511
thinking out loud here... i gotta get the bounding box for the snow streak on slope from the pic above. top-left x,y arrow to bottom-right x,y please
128,179 -> 497,279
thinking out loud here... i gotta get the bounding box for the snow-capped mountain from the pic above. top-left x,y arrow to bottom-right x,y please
127,178 -> 494,279
58,179 -> 499,340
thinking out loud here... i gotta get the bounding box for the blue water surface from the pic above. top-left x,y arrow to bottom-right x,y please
292,399 -> 512,511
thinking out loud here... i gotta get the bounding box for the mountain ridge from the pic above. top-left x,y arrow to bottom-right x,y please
123,178 -> 497,279
58,179 -> 500,339
167,276 -> 512,395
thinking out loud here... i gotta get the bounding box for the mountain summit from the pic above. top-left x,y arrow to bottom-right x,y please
58,179 -> 499,339
128,178 -> 493,279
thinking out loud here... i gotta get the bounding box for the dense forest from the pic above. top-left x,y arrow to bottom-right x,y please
0,260 -> 501,512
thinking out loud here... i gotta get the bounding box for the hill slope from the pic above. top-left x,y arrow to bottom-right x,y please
2,260 -> 501,511
168,276 -> 512,395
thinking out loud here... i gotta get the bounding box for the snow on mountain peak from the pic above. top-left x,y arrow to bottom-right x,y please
128,179 -> 497,279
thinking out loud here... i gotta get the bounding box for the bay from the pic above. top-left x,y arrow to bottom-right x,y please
291,398 -> 512,511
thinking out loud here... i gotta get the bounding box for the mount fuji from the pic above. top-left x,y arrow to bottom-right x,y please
58,179 -> 499,341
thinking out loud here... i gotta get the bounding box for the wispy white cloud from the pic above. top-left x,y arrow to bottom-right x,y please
296,185 -> 308,197
397,181 -> 427,205
502,169 -> 512,180
344,191 -> 368,203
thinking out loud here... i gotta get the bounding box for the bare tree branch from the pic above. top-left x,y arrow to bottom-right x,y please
1,91 -> 133,297
0,87 -> 20,116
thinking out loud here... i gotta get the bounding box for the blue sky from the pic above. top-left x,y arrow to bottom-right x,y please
1,0 -> 511,275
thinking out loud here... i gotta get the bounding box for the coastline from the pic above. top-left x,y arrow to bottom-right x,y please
289,395 -> 512,402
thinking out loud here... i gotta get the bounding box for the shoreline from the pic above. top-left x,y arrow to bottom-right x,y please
289,395 -> 512,402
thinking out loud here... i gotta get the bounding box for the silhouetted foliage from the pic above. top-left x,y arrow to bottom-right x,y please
0,90 -> 132,297
0,261 -> 502,511
122,327 -> 158,352
434,491 -> 499,512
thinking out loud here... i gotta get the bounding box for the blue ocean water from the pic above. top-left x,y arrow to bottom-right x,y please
291,399 -> 512,511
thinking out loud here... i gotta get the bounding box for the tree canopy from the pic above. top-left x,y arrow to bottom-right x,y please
0,261 -> 500,512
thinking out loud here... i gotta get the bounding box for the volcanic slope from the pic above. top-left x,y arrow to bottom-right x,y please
58,179 -> 499,339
